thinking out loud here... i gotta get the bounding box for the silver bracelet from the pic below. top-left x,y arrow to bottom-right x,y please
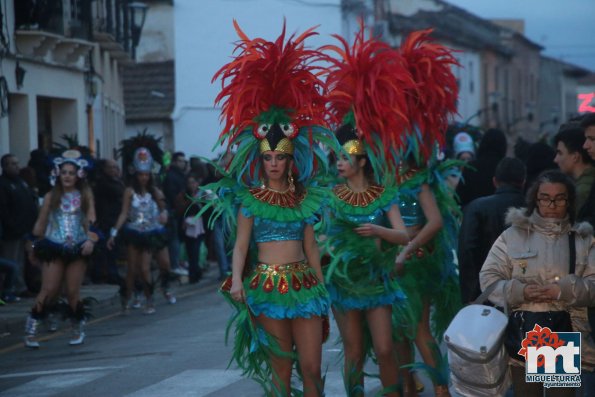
110,227 -> 118,238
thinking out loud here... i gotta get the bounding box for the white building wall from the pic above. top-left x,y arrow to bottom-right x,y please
0,57 -> 87,160
173,0 -> 342,159
451,49 -> 482,124
136,3 -> 174,62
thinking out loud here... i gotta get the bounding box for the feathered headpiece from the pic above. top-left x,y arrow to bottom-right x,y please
399,29 -> 459,164
117,130 -> 164,175
212,20 -> 335,186
324,23 -> 414,173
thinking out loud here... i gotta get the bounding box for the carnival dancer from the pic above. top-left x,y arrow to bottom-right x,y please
321,25 -> 413,397
203,21 -> 337,397
108,137 -> 175,314
25,150 -> 97,348
392,30 -> 461,397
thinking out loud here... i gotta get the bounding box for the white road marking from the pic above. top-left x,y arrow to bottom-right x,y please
0,366 -> 125,379
0,372 -> 108,397
124,369 -> 243,397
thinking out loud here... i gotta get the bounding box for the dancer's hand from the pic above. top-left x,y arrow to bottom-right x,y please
81,240 -> 95,256
107,237 -> 115,250
158,210 -> 168,225
230,279 -> 245,302
394,251 -> 407,276
354,223 -> 379,237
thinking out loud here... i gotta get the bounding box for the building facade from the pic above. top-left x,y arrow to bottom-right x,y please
0,0 -> 141,162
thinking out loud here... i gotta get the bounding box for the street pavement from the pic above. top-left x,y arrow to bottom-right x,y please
0,266 -> 458,396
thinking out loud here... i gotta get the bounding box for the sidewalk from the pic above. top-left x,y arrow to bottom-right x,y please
0,265 -> 222,340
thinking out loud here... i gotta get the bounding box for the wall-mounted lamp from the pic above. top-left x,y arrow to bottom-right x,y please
128,1 -> 148,59
15,62 -> 26,89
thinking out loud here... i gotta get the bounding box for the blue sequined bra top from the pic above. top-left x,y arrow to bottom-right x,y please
251,216 -> 305,243
127,192 -> 161,232
399,194 -> 426,227
342,209 -> 388,226
45,190 -> 87,246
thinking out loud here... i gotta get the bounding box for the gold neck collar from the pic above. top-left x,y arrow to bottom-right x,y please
249,186 -> 304,208
333,183 -> 385,207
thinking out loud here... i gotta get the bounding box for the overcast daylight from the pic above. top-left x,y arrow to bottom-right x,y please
1,1 -> 595,396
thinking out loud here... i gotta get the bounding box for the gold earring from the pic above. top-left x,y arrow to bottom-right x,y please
288,169 -> 295,193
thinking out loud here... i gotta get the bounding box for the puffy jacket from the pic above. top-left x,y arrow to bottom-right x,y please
480,208 -> 595,368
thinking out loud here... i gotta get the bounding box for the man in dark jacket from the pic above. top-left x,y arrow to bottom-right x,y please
554,126 -> 595,227
0,154 -> 38,295
162,152 -> 187,274
92,159 -> 125,284
456,128 -> 508,207
458,157 -> 526,304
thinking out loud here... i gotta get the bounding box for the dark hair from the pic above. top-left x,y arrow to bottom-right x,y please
355,154 -> 375,182
477,128 -> 507,158
580,113 -> 595,130
131,171 -> 162,209
172,152 -> 186,163
525,170 -> 576,223
1,154 -> 14,169
494,157 -> 526,187
185,172 -> 202,191
49,163 -> 93,217
554,127 -> 592,164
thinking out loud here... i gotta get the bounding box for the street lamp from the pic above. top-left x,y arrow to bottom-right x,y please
15,62 -> 26,89
85,67 -> 101,155
128,1 -> 148,59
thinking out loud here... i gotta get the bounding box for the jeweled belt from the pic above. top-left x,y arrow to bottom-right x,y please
249,260 -> 318,293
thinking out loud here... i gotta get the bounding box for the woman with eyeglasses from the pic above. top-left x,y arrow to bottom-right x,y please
480,169 -> 595,397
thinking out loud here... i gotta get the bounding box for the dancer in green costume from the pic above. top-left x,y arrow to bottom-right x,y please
202,21 -> 339,397
321,24 -> 414,397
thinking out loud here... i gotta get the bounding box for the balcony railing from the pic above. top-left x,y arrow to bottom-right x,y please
15,0 -> 92,40
14,0 -> 134,62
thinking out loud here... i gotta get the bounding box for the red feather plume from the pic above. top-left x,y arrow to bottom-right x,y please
323,23 -> 415,161
212,20 -> 329,143
399,29 -> 459,159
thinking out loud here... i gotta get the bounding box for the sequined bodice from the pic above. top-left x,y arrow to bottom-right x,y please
399,193 -> 425,227
127,192 -> 161,231
45,191 -> 87,246
342,210 -> 388,226
252,217 -> 305,243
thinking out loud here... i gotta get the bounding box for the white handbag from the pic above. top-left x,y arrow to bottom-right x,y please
444,283 -> 511,397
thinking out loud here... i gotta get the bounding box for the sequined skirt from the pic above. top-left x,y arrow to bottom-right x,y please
241,260 -> 329,319
33,238 -> 89,264
119,225 -> 168,251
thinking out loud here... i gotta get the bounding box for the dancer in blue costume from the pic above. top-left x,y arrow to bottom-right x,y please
25,150 -> 97,348
322,24 -> 413,397
392,30 -> 462,397
203,21 -> 338,397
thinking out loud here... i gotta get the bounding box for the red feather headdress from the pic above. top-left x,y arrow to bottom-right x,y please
323,23 -> 414,166
212,20 -> 329,145
400,29 -> 459,161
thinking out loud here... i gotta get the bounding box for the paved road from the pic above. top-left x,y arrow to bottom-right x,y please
0,276 -> 448,396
